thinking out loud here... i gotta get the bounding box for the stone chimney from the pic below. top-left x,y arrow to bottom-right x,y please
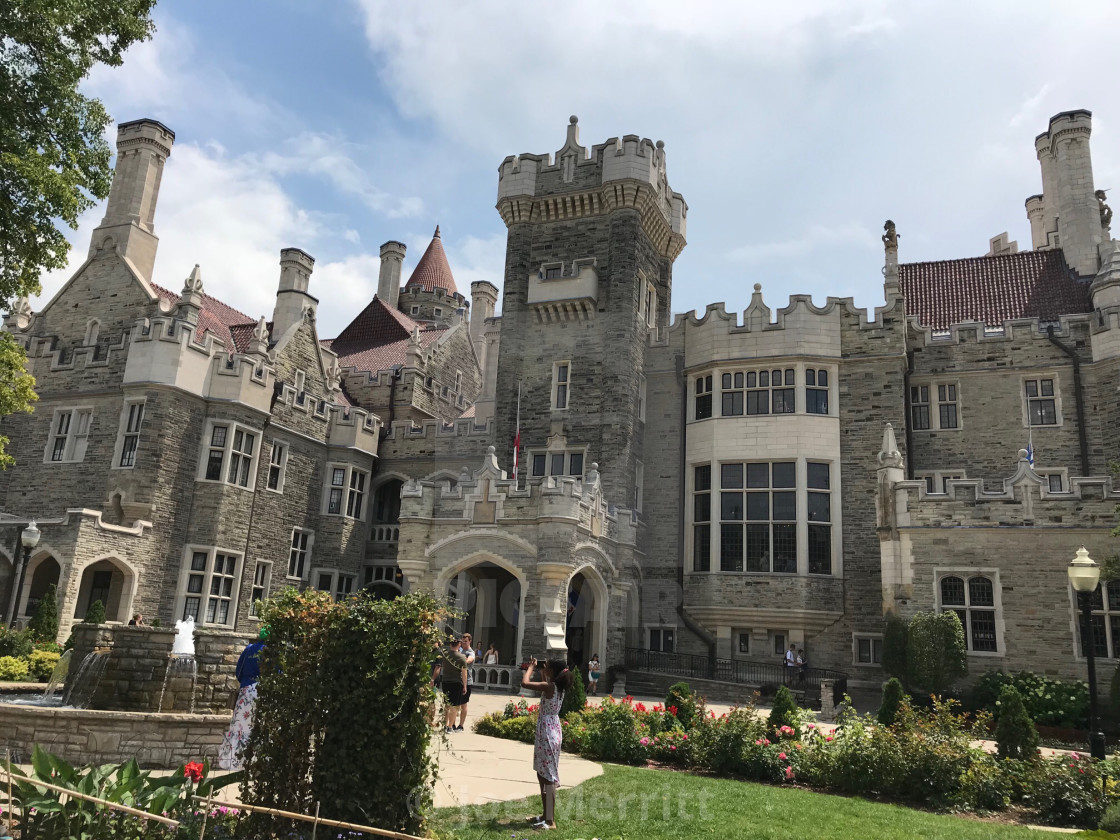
88,119 -> 175,282
272,248 -> 317,337
377,241 -> 407,306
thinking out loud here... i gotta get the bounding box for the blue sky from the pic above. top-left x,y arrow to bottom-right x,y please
37,0 -> 1120,340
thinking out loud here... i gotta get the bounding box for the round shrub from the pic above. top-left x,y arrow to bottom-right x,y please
586,698 -> 645,764
561,665 -> 586,718
877,677 -> 906,726
27,583 -> 59,643
83,599 -> 106,624
767,685 -> 800,737
995,684 -> 1039,760
28,649 -> 61,683
666,681 -> 698,729
0,655 -> 30,681
1100,800 -> 1120,833
0,627 -> 33,659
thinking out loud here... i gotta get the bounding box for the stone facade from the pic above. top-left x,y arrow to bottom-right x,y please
3,108 -> 1120,698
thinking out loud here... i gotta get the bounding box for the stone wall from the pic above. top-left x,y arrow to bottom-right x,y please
0,704 -> 227,768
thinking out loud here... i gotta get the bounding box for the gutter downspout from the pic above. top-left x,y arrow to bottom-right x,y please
1046,326 -> 1091,476
674,353 -> 717,672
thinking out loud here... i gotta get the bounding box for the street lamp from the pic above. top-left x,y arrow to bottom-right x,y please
8,520 -> 40,628
1068,545 -> 1107,760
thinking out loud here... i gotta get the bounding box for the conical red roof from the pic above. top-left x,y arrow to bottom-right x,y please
404,226 -> 457,294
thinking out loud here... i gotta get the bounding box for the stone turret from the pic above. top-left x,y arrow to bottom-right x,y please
377,240 -> 406,306
88,119 -> 175,281
272,248 -> 316,337
1027,110 -> 1105,276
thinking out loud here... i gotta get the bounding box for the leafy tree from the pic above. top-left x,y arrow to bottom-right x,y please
995,684 -> 1040,760
905,610 -> 967,697
767,685 -> 801,737
877,677 -> 906,726
27,582 -> 58,642
561,665 -> 586,718
0,0 -> 156,464
882,611 -> 909,682
83,599 -> 106,624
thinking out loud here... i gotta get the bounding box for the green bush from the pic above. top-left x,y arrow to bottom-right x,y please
474,711 -> 536,742
1101,801 -> 1120,833
28,648 -> 61,682
0,626 -> 33,658
27,582 -> 59,643
1033,755 -> 1110,828
972,670 -> 1088,728
906,610 -> 967,696
83,599 -> 106,624
691,704 -> 767,775
767,685 -> 800,737
0,655 -> 30,681
585,697 -> 647,765
877,677 -> 906,726
882,612 -> 909,681
562,664 -> 587,718
666,681 -> 698,729
995,684 -> 1040,760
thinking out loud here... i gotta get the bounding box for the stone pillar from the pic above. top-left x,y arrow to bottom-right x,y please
820,679 -> 836,721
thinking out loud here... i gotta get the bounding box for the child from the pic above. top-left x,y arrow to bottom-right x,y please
587,654 -> 601,696
522,657 -> 573,830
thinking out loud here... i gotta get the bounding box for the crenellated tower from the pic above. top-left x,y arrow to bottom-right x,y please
492,116 -> 687,508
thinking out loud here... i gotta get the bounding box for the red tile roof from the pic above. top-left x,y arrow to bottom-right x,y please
898,250 -> 1092,330
324,296 -> 446,374
404,226 -> 457,294
151,282 -> 257,351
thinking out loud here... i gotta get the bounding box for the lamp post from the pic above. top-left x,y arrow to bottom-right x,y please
1068,545 -> 1108,760
8,520 -> 40,629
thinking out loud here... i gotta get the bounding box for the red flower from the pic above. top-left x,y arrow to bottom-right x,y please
668,705 -> 678,716
184,762 -> 204,783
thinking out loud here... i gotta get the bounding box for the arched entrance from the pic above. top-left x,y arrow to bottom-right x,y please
445,561 -> 522,666
21,555 -> 60,620
566,569 -> 607,675
74,558 -> 134,622
362,564 -> 404,601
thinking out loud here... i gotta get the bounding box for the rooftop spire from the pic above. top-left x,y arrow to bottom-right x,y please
404,226 -> 457,294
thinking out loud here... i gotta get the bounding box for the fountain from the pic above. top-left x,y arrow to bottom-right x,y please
41,649 -> 72,702
172,617 -> 196,655
60,648 -> 110,708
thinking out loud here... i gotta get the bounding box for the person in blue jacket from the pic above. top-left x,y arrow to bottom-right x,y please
218,626 -> 267,770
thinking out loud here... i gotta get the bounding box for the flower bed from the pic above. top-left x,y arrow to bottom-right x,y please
474,691 -> 1120,829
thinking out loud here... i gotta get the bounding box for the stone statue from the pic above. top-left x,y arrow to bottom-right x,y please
882,220 -> 899,248
1097,190 -> 1112,232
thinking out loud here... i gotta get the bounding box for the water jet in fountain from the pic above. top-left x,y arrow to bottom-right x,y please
61,649 -> 110,708
172,617 -> 196,655
41,649 -> 72,701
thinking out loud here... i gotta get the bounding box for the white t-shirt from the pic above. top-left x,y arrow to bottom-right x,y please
785,649 -> 796,666
484,652 -> 498,665
588,660 -> 600,675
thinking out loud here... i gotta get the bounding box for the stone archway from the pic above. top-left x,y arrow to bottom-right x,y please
436,555 -> 526,667
73,557 -> 136,623
566,565 -> 609,676
20,553 -> 61,621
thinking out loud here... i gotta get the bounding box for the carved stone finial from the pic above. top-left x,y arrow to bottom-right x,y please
182,264 -> 204,295
253,315 -> 268,343
5,295 -> 33,331
410,325 -> 421,345
433,224 -> 441,239
882,220 -> 899,248
877,422 -> 904,469
1098,189 -> 1112,233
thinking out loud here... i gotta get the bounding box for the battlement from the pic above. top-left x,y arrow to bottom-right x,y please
496,116 -> 687,245
401,284 -> 467,306
1037,109 -> 1093,151
380,417 -> 494,441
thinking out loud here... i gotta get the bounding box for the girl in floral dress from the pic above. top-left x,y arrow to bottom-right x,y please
218,627 -> 267,770
521,657 -> 572,830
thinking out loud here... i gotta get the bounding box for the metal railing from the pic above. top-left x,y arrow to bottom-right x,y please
624,648 -> 847,694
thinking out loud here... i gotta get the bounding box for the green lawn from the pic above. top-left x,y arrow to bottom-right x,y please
431,765 -> 1057,840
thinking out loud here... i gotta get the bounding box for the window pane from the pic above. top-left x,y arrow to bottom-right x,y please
939,404 -> 958,429
746,524 -> 769,572
940,576 -> 965,606
746,463 -> 769,488
210,426 -> 227,447
818,370 -> 827,387
695,393 -> 712,420
532,454 -> 546,476
759,370 -> 769,387
550,454 -> 564,475
772,492 -> 796,521
806,369 -> 815,386
187,575 -> 204,594
808,524 -> 831,574
693,525 -> 710,572
970,610 -> 997,652
721,463 -> 744,488
722,373 -> 732,389
191,552 -> 207,571
772,524 -> 796,573
968,576 -> 994,607
746,371 -> 756,388
772,462 -> 795,488
1025,380 -> 1038,397
807,462 -> 830,489
858,638 -> 871,663
734,372 -> 743,388
332,468 -> 345,486
721,492 -> 744,520
1041,379 -> 1053,396
772,389 -> 795,413
205,451 -> 224,481
568,453 -> 584,475
745,492 -> 768,521
694,494 -> 710,522
694,464 -> 711,492
1081,614 -> 1108,658
785,369 -> 795,385
720,524 -> 743,572
807,492 -> 830,522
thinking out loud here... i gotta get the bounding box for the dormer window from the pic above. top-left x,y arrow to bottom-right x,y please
294,370 -> 306,406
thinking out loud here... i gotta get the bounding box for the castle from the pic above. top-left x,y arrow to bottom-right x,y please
1,109 -> 1118,691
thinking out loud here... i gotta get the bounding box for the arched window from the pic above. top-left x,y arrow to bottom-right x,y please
84,319 -> 100,346
938,574 -> 997,652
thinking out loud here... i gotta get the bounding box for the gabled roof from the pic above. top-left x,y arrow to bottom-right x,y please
404,225 -> 457,294
898,250 -> 1093,330
324,296 -> 446,374
151,282 -> 257,351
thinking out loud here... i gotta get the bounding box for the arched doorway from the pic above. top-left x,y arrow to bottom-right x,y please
21,555 -> 60,620
362,564 -> 404,601
566,570 -> 606,675
445,561 -> 522,666
74,558 -> 134,622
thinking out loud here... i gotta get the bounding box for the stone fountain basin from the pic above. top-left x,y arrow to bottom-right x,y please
0,702 -> 229,767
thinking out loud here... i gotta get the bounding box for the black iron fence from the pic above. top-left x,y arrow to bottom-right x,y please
624,648 -> 847,697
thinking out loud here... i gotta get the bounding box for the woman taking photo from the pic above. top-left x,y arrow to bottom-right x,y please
522,657 -> 572,831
